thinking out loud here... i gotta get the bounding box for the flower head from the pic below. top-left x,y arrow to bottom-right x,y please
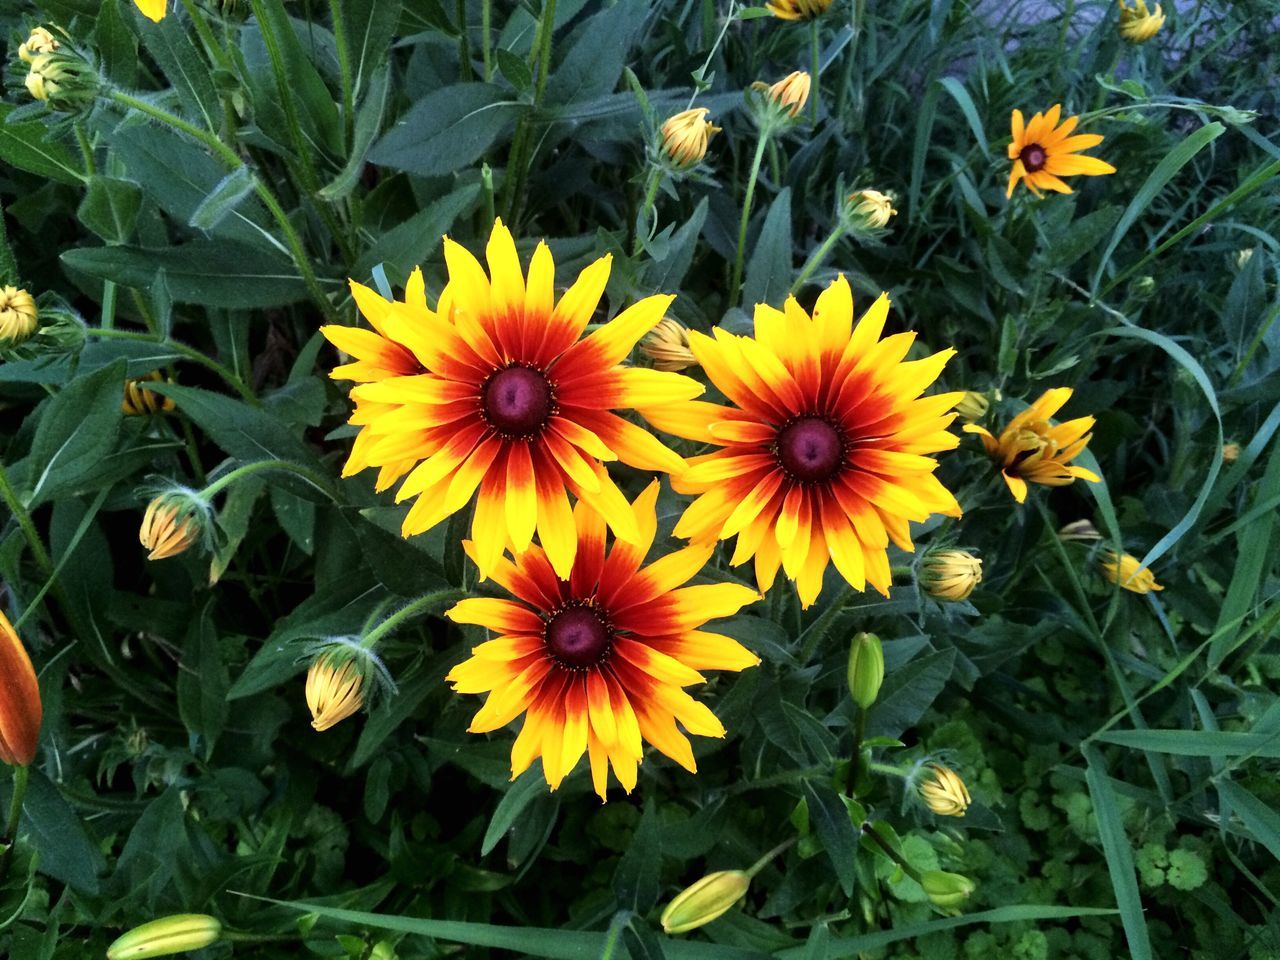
0,610 -> 42,766
964,388 -> 1100,503
1006,106 -> 1115,198
843,190 -> 898,232
1118,0 -> 1164,43
122,371 -> 176,416
953,391 -> 989,423
751,71 -> 811,121
646,277 -> 963,607
1099,550 -> 1163,594
445,483 -> 760,800
919,763 -> 971,817
107,915 -> 221,960
323,219 -> 701,581
134,0 -> 168,21
640,318 -> 698,372
0,286 -> 38,345
17,27 -> 59,63
660,108 -> 719,168
139,492 -> 205,560
766,0 -> 833,20
919,550 -> 982,601
661,871 -> 751,933
305,649 -> 366,732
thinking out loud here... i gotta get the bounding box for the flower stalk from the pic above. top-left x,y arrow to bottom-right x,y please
729,132 -> 771,308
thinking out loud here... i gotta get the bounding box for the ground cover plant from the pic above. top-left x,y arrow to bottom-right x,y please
0,0 -> 1278,957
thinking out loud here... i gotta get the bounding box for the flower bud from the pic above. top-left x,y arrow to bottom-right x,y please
749,71 -> 811,126
24,51 -> 97,110
1235,249 -> 1254,271
846,632 -> 884,710
659,108 -> 719,169
1131,275 -> 1156,299
765,0 -> 834,20
640,318 -> 698,372
1118,0 -> 1165,43
920,870 -> 975,911
122,372 -> 177,416
139,493 -> 206,561
1058,519 -> 1102,542
953,391 -> 989,423
1099,550 -> 1163,594
842,190 -> 897,233
107,914 -> 222,960
18,27 -> 59,63
660,870 -> 750,934
919,764 -> 971,817
0,287 -> 39,346
1222,442 -> 1240,464
919,550 -> 982,602
0,610 -> 42,766
306,649 -> 366,732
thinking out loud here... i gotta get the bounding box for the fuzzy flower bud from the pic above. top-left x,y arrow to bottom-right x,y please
106,914 -> 222,960
919,764 -> 971,817
24,50 -> 97,110
953,391 -> 990,423
122,372 -> 176,416
1118,0 -> 1165,43
659,108 -> 719,168
919,550 -> 983,602
843,190 -> 898,232
920,871 -> 976,912
0,287 -> 39,346
17,27 -> 59,63
640,318 -> 698,372
0,610 -> 42,767
306,648 -> 366,732
660,871 -> 751,934
139,492 -> 206,561
1099,550 -> 1163,594
846,632 -> 884,710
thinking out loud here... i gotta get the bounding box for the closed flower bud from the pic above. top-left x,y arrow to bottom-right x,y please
847,632 -> 884,710
122,372 -> 177,416
107,914 -> 222,960
640,318 -> 698,372
659,108 -> 719,168
765,0 -> 833,20
953,391 -> 989,422
1131,275 -> 1156,299
306,649 -> 366,732
139,493 -> 206,561
1058,519 -> 1102,542
18,27 -> 59,63
660,870 -> 750,934
24,50 -> 97,110
920,550 -> 982,602
0,610 -> 42,767
750,71 -> 811,124
919,764 -> 971,817
1118,0 -> 1165,43
920,870 -> 975,911
1222,442 -> 1240,464
843,190 -> 898,232
1099,550 -> 1163,594
0,286 -> 39,346
1235,249 -> 1254,271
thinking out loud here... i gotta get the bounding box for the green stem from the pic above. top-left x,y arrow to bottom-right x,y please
456,0 -> 474,81
729,132 -> 770,308
200,459 -> 336,501
745,837 -> 797,878
0,765 -> 30,884
73,123 -> 95,176
0,461 -> 53,577
85,328 -> 256,404
329,0 -> 356,146
100,281 -> 118,330
1231,301 -> 1280,386
0,200 -> 19,287
501,0 -> 557,223
181,0 -> 236,75
481,0 -> 493,81
361,588 -> 466,648
846,706 -> 867,796
790,223 -> 845,294
809,20 -> 821,123
861,822 -> 923,883
631,166 -> 663,256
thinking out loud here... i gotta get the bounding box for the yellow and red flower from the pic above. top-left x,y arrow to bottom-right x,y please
1006,105 -> 1115,198
322,219 -> 701,581
445,483 -> 760,800
964,388 -> 1100,503
644,277 -> 963,607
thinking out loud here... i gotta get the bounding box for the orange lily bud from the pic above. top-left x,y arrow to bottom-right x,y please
0,609 -> 42,766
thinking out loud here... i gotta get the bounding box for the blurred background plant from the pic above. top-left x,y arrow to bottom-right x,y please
0,0 -> 1278,957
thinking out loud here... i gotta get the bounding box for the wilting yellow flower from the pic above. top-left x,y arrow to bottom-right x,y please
640,318 -> 698,372
647,277 -> 963,607
305,652 -> 365,732
0,610 -> 42,767
844,190 -> 897,231
133,0 -> 168,22
0,287 -> 38,345
1058,518 -> 1102,541
964,387 -> 1100,503
766,0 -> 833,20
18,27 -> 59,63
1099,551 -> 1163,594
1222,442 -> 1240,464
122,372 -> 176,416
920,550 -> 982,601
755,71 -> 811,118
660,108 -> 720,167
920,764 -> 971,817
847,632 -> 884,710
920,871 -> 976,912
107,915 -> 221,960
446,483 -> 760,800
660,871 -> 751,934
1006,105 -> 1115,198
139,496 -> 203,560
1118,0 -> 1164,43
953,391 -> 989,422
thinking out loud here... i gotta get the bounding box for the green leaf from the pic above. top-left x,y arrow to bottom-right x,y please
496,48 -> 533,94
1217,782 -> 1280,863
341,0 -> 402,102
869,648 -> 956,740
938,77 -> 988,159
0,768 -> 105,894
188,166 -> 257,232
481,771 -> 548,856
369,83 -> 525,177
77,176 -> 141,244
644,198 -> 708,292
543,0 -> 648,108
801,779 -> 858,897
354,182 -> 481,278
1042,205 -> 1121,269
140,14 -> 221,132
95,0 -> 139,86
1095,729 -> 1280,758
0,103 -> 85,185
613,801 -> 663,913
742,187 -> 792,310
177,603 -> 230,759
319,65 -> 391,202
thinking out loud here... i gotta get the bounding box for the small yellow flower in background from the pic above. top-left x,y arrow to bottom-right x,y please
847,632 -> 884,710
1099,550 -> 1163,594
766,0 -> 833,20
919,550 -> 982,602
844,189 -> 898,231
107,914 -> 222,960
139,495 -> 203,560
305,651 -> 365,732
1058,518 -> 1103,541
1118,0 -> 1165,43
1222,442 -> 1240,464
0,286 -> 38,346
0,609 -> 43,767
953,391 -> 990,423
920,871 -> 976,912
660,870 -> 751,934
920,764 -> 971,817
964,387 -> 1100,503
17,27 -> 59,63
640,317 -> 698,372
122,371 -> 177,416
133,0 -> 168,22
753,70 -> 811,118
1006,105 -> 1115,198
660,108 -> 719,167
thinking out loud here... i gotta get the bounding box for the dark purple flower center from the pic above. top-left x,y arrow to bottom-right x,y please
482,365 -> 553,438
1019,144 -> 1047,172
775,416 -> 845,483
545,604 -> 612,670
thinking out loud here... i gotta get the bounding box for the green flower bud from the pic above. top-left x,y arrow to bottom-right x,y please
660,870 -> 750,934
107,914 -> 222,960
847,632 -> 884,709
920,870 -> 975,912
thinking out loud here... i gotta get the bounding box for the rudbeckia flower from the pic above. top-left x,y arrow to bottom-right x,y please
1006,105 -> 1115,198
659,108 -> 719,168
1099,551 -> 1163,594
445,484 -> 761,799
765,0 -> 833,20
134,0 -> 166,21
323,219 -> 702,580
1118,0 -> 1165,43
964,388 -> 1100,502
644,277 -> 963,607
